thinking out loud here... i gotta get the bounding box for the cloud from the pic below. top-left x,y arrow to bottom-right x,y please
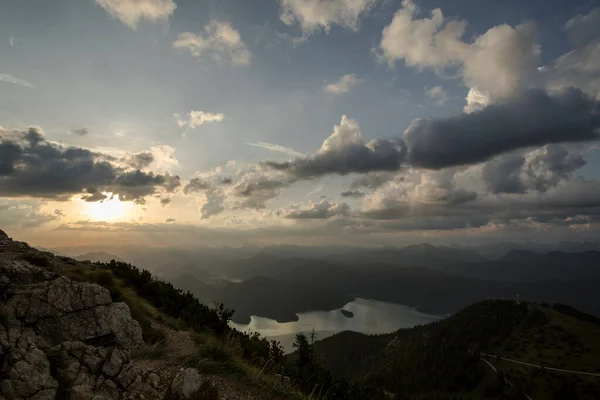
0,201 -> 59,229
173,110 -> 225,137
9,37 -> 15,47
173,21 -> 251,66
201,187 -> 225,219
379,0 -> 469,69
0,73 -> 34,88
349,172 -> 396,190
160,197 -> 171,206
280,199 -> 351,219
325,73 -> 361,95
123,151 -> 154,169
341,190 -> 365,198
405,88 -> 600,169
95,0 -> 176,29
174,110 -> 224,137
379,1 -> 540,107
247,141 -> 306,157
72,128 -> 89,136
230,169 -> 292,209
166,218 -> 176,222
183,178 -> 213,194
306,183 -> 324,196
425,86 -> 449,105
482,154 -> 526,194
483,145 -> 587,194
353,155 -> 600,237
279,0 -> 376,33
564,7 -> 600,47
0,127 -> 180,203
523,145 -> 587,192
263,115 -> 407,179
542,8 -> 600,101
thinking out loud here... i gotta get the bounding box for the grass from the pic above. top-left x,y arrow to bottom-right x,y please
131,340 -> 168,360
185,332 -> 307,400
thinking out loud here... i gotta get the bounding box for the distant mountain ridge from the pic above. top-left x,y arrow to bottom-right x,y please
74,251 -> 126,263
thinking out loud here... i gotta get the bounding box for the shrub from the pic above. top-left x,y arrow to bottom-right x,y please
23,252 -> 51,268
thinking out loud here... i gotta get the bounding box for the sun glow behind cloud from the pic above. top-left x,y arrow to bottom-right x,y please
82,194 -> 135,222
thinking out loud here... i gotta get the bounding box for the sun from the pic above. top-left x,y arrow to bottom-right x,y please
83,194 -> 134,222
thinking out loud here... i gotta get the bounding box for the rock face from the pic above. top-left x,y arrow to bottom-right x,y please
0,234 -> 161,399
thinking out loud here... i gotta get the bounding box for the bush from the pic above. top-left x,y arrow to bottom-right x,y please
23,252 -> 52,268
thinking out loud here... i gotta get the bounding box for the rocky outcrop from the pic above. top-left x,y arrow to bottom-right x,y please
0,234 -> 167,399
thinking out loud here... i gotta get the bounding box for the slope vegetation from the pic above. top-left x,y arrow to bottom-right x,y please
313,300 -> 600,399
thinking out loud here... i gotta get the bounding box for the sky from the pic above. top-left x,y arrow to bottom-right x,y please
1,0 -> 600,249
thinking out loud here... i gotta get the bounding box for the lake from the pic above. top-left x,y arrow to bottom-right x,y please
230,298 -> 442,353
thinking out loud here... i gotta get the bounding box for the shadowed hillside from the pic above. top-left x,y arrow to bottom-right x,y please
312,300 -> 600,399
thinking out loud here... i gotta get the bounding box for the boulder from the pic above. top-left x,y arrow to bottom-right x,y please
170,368 -> 205,399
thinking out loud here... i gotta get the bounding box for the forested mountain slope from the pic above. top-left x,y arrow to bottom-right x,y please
313,300 -> 600,399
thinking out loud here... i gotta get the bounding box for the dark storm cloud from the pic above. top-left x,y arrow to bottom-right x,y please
405,88 -> 600,169
259,89 -> 598,188
341,190 -> 365,198
0,127 -> 180,202
263,138 -> 407,179
483,154 -> 526,194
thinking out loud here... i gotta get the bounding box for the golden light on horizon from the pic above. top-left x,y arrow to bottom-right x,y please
82,194 -> 134,222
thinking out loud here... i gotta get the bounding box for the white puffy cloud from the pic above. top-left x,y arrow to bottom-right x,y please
379,0 -> 541,108
325,73 -> 361,95
379,0 -> 469,69
95,0 -> 176,29
173,21 -> 251,66
279,0 -> 376,33
462,22 -> 540,103
425,86 -> 449,105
